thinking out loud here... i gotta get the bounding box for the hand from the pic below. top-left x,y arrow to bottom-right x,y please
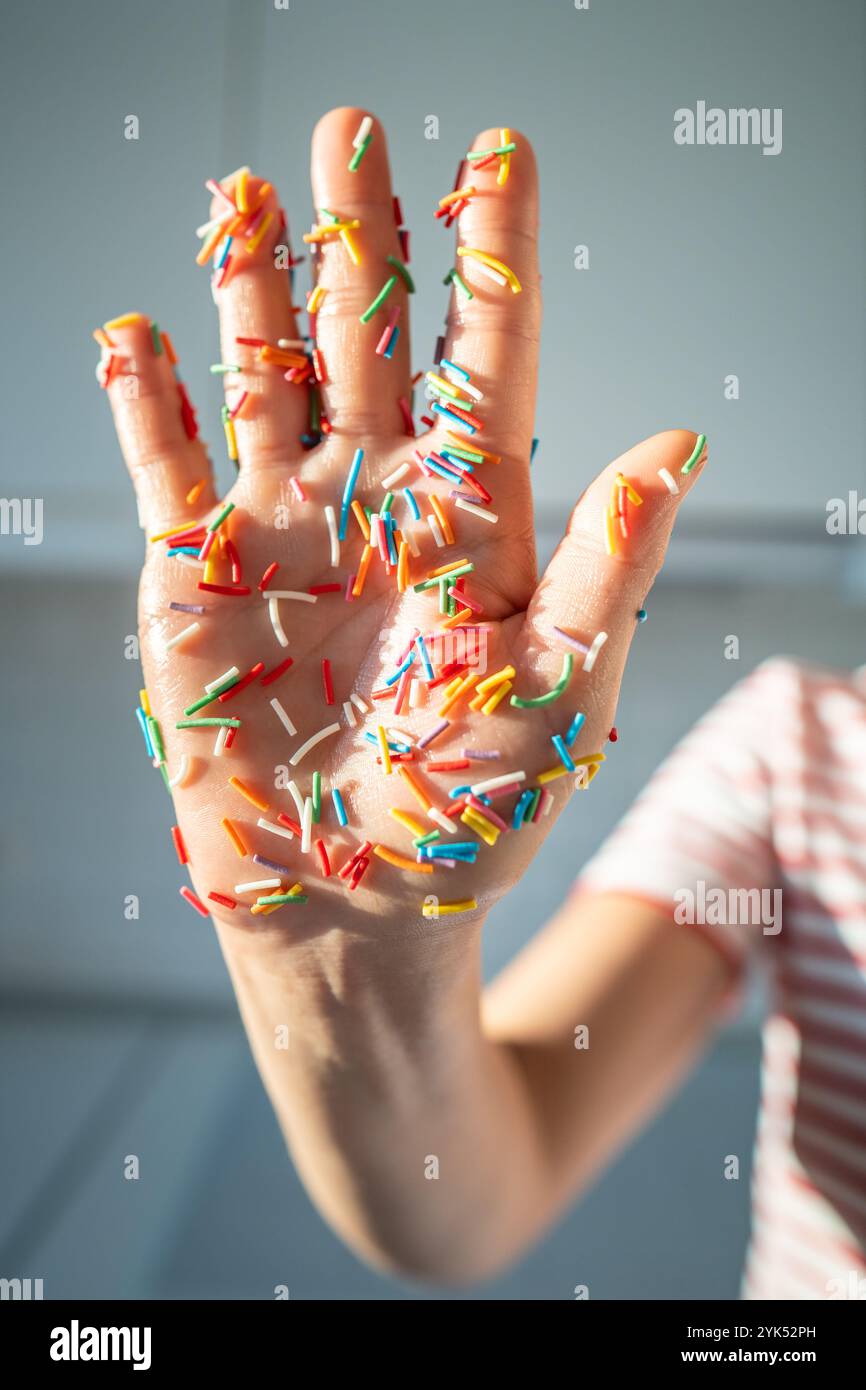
97,107 -> 706,940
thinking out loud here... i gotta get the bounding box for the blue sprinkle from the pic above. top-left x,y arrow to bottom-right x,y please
403,487 -> 421,521
331,787 -> 348,827
552,734 -> 576,772
565,711 -> 586,746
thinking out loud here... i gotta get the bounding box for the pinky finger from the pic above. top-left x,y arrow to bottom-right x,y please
96,313 -> 218,534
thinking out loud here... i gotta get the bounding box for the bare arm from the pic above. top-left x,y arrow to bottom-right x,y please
217,892 -> 730,1281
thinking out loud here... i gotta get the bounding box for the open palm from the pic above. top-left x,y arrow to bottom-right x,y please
98,107 -> 706,934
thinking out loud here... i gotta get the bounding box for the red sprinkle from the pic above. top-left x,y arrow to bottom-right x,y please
392,195 -> 403,226
312,347 -> 327,383
198,582 -> 251,596
315,839 -> 331,878
258,561 -> 280,592
277,812 -> 302,836
308,583 -> 342,595
171,825 -> 189,865
219,662 -> 265,702
179,886 -> 209,917
224,725 -> 238,749
426,760 -> 470,772
235,336 -> 267,346
322,658 -> 335,705
260,655 -> 294,686
224,537 -> 242,584
348,856 -> 370,891
208,891 -> 237,910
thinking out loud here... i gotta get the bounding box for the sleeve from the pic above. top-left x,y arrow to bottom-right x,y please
574,659 -> 788,981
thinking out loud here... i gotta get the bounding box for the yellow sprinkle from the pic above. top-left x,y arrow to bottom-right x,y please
422,898 -> 478,917
340,227 -> 362,266
481,680 -> 512,715
139,688 -> 151,716
377,724 -> 393,775
308,284 -> 328,313
604,508 -> 618,556
437,672 -> 479,717
461,808 -> 499,846
445,433 -> 501,463
616,473 -> 644,505
497,129 -> 511,187
223,413 -> 238,462
572,751 -> 606,766
303,219 -> 361,242
537,765 -> 570,785
427,556 -> 470,578
245,210 -> 273,254
236,167 -> 249,213
103,312 -> 146,331
457,245 -> 522,294
475,665 -> 516,696
149,522 -> 198,543
388,807 -> 427,838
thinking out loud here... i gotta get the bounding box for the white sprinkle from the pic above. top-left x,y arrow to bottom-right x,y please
324,505 -> 340,568
541,792 -> 554,816
270,697 -> 297,736
470,770 -> 526,796
205,666 -> 240,693
264,589 -> 317,603
409,679 -> 427,708
301,796 -> 313,853
165,621 -> 200,651
167,754 -> 191,788
353,114 -> 373,147
473,261 -> 508,287
455,498 -> 498,524
427,807 -> 458,836
582,630 -> 608,673
195,211 -> 234,238
174,553 -> 206,569
269,597 -> 289,647
658,467 -> 679,495
277,338 -> 306,350
289,722 -> 341,766
350,692 -> 370,714
257,817 -> 294,842
235,878 -> 281,894
427,514 -> 446,548
381,461 -> 411,488
342,700 -> 357,728
286,779 -> 306,818
402,525 -> 421,557
214,726 -> 228,757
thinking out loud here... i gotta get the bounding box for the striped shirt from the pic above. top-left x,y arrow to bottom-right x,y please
577,658 -> 866,1300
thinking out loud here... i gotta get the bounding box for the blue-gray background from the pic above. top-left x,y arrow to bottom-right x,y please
1,0 -> 863,1299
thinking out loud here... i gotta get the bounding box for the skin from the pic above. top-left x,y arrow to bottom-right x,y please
101,108 -> 727,1281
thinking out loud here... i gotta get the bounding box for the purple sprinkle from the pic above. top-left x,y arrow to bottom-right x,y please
434,334 -> 445,365
552,625 -> 590,655
253,853 -> 292,876
461,748 -> 501,761
449,490 -> 478,503
170,601 -> 207,614
417,718 -> 449,749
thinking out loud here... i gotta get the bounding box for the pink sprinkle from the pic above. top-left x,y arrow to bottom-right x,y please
448,586 -> 483,613
396,626 -> 421,665
205,179 -> 237,215
537,788 -> 553,817
289,476 -> 307,502
244,205 -> 265,238
198,530 -> 217,561
483,779 -> 525,802
345,573 -> 356,601
466,795 -> 508,832
375,306 -> 401,357
394,667 -> 412,715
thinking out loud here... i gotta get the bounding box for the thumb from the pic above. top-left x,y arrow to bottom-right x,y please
513,429 -> 706,722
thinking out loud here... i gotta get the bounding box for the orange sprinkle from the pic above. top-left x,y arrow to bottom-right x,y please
103,312 -> 146,331
260,344 -> 308,368
374,845 -> 434,874
429,494 -> 455,545
445,432 -> 500,463
397,539 -> 409,592
437,671 -> 480,717
398,765 -> 433,812
186,479 -> 206,506
228,776 -> 270,813
351,499 -> 371,540
352,545 -> 373,597
161,331 -> 178,364
439,606 -> 473,631
221,817 -> 248,857
236,167 -> 250,213
92,328 -> 115,349
428,557 -> 469,579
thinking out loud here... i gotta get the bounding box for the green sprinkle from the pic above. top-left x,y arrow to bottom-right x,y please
448,593 -> 457,617
386,254 -> 415,293
150,321 -> 162,354
159,762 -> 172,793
465,142 -> 516,160
207,501 -> 235,533
525,788 -> 542,821
312,771 -> 321,824
438,578 -> 449,614
443,445 -> 483,463
348,132 -> 372,172
309,385 -> 321,432
511,654 -> 574,709
381,491 -> 394,514
209,363 -> 241,374
176,717 -> 241,729
256,893 -> 309,905
445,268 -> 473,301
360,275 -> 397,324
147,716 -> 165,763
413,562 -> 474,592
413,830 -> 441,849
183,676 -> 240,717
681,433 -> 707,475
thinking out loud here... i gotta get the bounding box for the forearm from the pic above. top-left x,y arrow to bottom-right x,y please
215,915 -> 550,1282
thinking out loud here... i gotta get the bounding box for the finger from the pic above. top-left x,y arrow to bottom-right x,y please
433,126 -> 540,473
516,429 -> 708,745
204,170 -> 310,469
309,108 -> 412,438
96,313 -> 218,533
